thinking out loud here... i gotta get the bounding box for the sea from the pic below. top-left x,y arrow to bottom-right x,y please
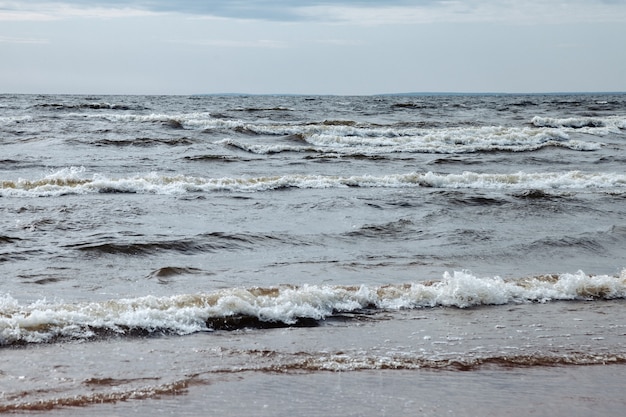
0,93 -> 625,415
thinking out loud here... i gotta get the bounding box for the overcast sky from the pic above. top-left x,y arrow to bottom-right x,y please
1,0 -> 625,95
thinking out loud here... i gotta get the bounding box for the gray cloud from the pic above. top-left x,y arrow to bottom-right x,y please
0,0 -> 448,21
3,0 -> 624,24
1,0 -> 624,94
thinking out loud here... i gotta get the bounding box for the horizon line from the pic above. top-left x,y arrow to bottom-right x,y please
2,91 -> 625,97
196,91 -> 626,97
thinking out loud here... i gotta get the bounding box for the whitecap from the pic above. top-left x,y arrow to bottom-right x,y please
1,270 -> 624,345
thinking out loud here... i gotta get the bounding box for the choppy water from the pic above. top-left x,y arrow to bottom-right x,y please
1,93 -> 625,414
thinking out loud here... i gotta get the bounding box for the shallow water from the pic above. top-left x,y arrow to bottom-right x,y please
2,300 -> 625,414
0,93 -> 625,413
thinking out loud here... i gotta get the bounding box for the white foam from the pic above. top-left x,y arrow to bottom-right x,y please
304,125 -> 593,153
76,111 -> 608,153
532,115 -> 626,135
219,124 -> 600,154
1,270 -> 624,345
0,115 -> 32,124
85,112 -> 276,133
1,169 -> 624,197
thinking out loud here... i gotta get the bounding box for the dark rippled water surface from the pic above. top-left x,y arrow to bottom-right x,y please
1,94 -> 625,414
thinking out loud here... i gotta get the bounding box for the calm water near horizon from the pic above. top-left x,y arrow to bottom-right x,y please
1,93 -> 625,414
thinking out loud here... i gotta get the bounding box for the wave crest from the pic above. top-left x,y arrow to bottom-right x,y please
1,270 -> 624,345
2,169 -> 624,197
532,115 -> 626,134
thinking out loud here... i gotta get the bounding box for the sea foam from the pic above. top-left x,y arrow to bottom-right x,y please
1,169 -> 624,197
79,111 -> 611,154
1,270 -> 624,345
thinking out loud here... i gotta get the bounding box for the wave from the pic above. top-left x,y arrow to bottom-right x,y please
531,115 -> 626,134
77,111 -> 606,153
231,106 -> 292,112
266,352 -> 626,373
0,235 -> 22,244
515,225 -> 626,258
65,231 -> 290,256
0,378 -> 192,413
183,154 -> 249,163
1,355 -> 625,414
343,219 -> 415,239
3,354 -> 624,414
35,102 -> 147,111
92,137 -> 195,147
1,270 -> 624,346
84,112 -> 225,129
219,126 -> 599,154
0,115 -> 32,125
146,266 -> 205,284
301,126 -> 598,154
1,168 -> 624,197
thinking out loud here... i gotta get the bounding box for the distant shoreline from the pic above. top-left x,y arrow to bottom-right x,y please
193,91 -> 626,97
3,91 -> 625,97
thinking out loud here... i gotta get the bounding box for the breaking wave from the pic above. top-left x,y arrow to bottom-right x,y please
77,111 -> 609,153
1,270 -> 624,345
39,103 -> 139,110
0,115 -> 32,124
1,168 -> 624,197
532,115 -> 626,132
218,127 -> 600,154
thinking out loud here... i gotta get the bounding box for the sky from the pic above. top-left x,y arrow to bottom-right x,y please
1,0 -> 625,95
